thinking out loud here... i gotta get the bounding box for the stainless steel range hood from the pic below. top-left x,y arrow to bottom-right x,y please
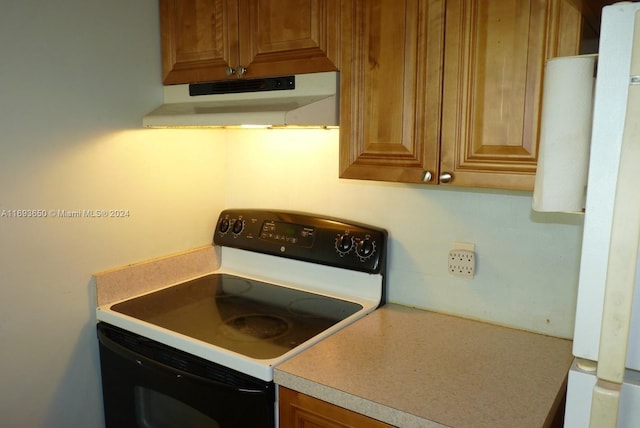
143,72 -> 339,128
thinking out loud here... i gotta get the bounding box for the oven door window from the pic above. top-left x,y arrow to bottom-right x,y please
97,323 -> 275,428
135,386 -> 219,428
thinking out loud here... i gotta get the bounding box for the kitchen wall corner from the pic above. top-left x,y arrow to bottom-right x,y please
0,1 -> 226,427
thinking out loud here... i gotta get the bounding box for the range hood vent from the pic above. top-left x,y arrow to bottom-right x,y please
189,75 -> 295,96
143,72 -> 339,128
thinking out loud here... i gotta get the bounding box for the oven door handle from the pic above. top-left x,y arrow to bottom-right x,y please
97,326 -> 269,395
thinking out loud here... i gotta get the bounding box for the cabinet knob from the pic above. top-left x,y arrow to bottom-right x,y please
422,171 -> 433,182
439,172 -> 453,183
236,66 -> 247,76
225,66 -> 236,76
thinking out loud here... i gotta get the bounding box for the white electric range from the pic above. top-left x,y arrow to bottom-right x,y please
95,209 -> 387,428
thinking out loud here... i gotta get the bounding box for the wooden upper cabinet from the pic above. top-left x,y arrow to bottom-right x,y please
440,0 -> 583,190
237,0 -> 341,79
339,0 -> 445,183
160,0 -> 239,84
339,0 -> 583,190
160,0 -> 340,85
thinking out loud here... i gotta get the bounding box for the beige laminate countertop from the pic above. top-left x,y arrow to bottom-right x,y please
274,304 -> 573,428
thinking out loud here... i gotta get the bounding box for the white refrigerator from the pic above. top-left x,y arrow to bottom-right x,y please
560,2 -> 640,427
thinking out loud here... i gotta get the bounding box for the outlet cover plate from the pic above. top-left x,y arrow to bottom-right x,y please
449,249 -> 475,278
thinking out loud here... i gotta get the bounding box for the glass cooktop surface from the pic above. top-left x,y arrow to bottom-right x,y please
111,273 -> 362,359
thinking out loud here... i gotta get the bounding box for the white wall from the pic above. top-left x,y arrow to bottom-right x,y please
223,129 -> 583,337
0,1 -> 584,427
0,2 -> 226,427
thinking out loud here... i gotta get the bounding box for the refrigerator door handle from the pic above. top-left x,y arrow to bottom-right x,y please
591,381 -> 622,428
590,10 -> 640,428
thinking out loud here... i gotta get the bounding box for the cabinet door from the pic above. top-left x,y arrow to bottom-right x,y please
237,0 -> 340,79
440,0 -> 582,190
339,0 -> 445,184
160,0 -> 240,84
278,387 -> 394,428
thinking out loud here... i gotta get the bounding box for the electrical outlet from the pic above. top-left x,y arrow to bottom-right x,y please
448,245 -> 476,278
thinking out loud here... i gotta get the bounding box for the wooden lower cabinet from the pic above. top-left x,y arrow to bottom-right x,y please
278,386 -> 395,428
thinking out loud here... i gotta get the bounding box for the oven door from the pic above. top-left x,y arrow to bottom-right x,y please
97,323 -> 275,428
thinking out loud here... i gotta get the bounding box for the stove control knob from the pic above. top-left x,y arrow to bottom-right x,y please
218,218 -> 230,234
232,219 -> 244,235
356,237 -> 376,260
335,234 -> 353,255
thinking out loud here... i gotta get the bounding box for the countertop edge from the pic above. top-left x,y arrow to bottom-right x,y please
274,370 -> 448,428
274,304 -> 573,428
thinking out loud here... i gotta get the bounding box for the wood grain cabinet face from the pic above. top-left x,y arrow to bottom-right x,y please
440,0 -> 582,190
278,386 -> 395,428
339,0 -> 582,190
339,0 -> 445,184
160,0 -> 340,85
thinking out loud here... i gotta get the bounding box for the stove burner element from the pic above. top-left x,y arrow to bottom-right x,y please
222,314 -> 290,341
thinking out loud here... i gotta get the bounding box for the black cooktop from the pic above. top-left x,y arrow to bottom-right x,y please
111,273 -> 362,359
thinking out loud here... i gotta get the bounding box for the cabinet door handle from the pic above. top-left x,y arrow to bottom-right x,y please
236,66 -> 247,76
225,66 -> 236,76
422,171 -> 433,182
439,172 -> 453,183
